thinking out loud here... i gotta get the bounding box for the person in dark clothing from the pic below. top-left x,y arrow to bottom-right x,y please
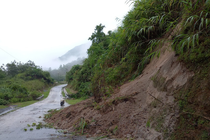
60,99 -> 65,106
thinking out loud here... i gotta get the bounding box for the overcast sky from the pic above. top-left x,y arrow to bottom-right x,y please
0,0 -> 132,69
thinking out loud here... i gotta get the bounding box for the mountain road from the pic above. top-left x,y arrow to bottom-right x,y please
0,84 -> 73,140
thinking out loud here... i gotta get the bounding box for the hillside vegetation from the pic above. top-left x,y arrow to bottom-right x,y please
58,0 -> 210,139
0,60 -> 54,105
67,0 -> 209,100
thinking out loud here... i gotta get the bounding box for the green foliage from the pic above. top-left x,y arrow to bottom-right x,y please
75,118 -> 87,135
65,97 -> 86,105
0,68 -> 6,79
1,60 -> 54,84
65,0 -> 182,102
172,1 -> 210,64
0,98 -> 10,105
113,126 -> 118,134
44,109 -> 59,119
171,5 -> 210,138
23,80 -> 45,91
0,60 -> 54,104
146,120 -> 150,128
88,24 -> 106,44
66,65 -> 82,84
32,123 -> 36,126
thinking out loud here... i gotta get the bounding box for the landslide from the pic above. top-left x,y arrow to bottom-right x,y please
45,0 -> 210,139
45,31 -> 194,139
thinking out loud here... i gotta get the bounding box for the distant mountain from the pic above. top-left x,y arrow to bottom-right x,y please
59,42 -> 92,61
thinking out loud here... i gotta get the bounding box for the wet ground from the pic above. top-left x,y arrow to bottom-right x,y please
0,105 -> 18,116
0,84 -> 86,140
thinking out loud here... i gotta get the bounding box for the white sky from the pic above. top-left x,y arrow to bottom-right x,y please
0,0 -> 132,69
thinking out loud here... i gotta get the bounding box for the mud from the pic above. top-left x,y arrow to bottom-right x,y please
0,84 -> 80,140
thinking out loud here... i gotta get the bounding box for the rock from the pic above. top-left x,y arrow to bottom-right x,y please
109,125 -> 117,131
96,130 -> 101,134
90,121 -> 96,126
127,134 -> 131,138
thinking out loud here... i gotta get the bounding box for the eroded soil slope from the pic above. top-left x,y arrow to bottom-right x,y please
46,42 -> 193,139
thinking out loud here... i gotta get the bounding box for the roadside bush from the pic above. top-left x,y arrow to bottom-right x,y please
68,93 -> 81,99
0,98 -> 10,105
9,98 -> 19,103
30,91 -> 41,100
78,82 -> 92,96
23,80 -> 45,91
9,84 -> 28,94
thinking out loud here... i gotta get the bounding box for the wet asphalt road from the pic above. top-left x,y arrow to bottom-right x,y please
0,84 -> 75,140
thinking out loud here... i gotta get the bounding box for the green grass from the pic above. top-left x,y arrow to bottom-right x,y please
65,88 -> 72,94
62,91 -> 65,97
0,87 -> 52,109
11,100 -> 38,108
65,85 -> 77,94
64,86 -> 84,105
12,87 -> 52,107
65,97 -> 86,105
0,100 -> 38,110
43,87 -> 52,98
0,105 -> 7,109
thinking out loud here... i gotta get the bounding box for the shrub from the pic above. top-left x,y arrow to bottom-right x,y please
10,98 -> 19,103
0,98 -> 10,105
30,91 -> 41,100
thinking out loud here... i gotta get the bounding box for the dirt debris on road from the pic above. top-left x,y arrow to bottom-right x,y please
45,40 -> 194,140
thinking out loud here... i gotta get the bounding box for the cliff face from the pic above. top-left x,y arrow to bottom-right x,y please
45,32 -> 195,139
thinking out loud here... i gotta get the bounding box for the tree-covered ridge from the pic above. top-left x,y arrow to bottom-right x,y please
0,60 -> 54,105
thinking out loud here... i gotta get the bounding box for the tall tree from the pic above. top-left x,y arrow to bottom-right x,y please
88,24 -> 105,44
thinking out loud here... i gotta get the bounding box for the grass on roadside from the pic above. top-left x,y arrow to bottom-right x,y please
13,87 -> 52,108
62,87 -> 86,105
65,97 -> 86,105
0,87 -> 52,110
62,91 -> 65,97
65,86 -> 77,94
0,100 -> 38,110
43,88 -> 52,99
11,100 -> 38,108
0,105 -> 7,109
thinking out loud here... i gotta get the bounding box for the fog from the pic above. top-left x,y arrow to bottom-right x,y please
41,41 -> 91,70
0,0 -> 132,70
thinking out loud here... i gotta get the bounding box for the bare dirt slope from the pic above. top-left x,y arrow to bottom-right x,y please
46,40 -> 193,139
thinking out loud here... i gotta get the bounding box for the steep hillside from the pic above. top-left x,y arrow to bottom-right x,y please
45,27 -> 193,139
45,0 -> 210,139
